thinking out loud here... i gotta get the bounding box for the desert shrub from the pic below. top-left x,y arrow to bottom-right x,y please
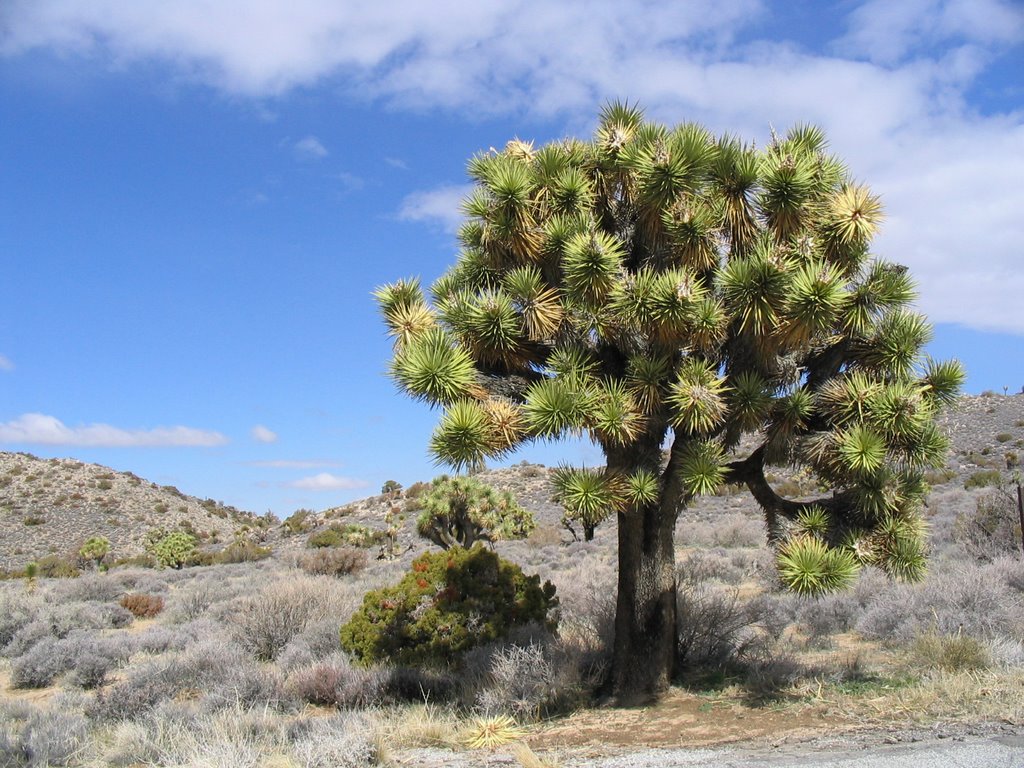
954,486 -> 1023,562
0,593 -> 41,651
679,548 -> 745,585
996,432 -> 1014,443
988,636 -> 1024,667
965,469 -> 1003,490
106,568 -> 169,596
129,618 -> 226,656
80,602 -> 134,631
308,523 -> 382,549
910,630 -> 989,671
285,654 -> 388,708
67,650 -> 118,690
274,617 -> 348,674
164,584 -> 215,623
10,636 -> 73,688
404,480 -> 430,501
9,631 -> 130,690
688,514 -> 764,548
283,508 -> 314,535
340,546 -> 558,667
551,559 -> 616,660
923,467 -> 957,485
91,666 -> 181,720
231,576 -> 339,661
795,590 -> 863,642
62,634 -> 131,689
289,713 -> 376,768
33,555 -> 79,579
6,602 -> 132,658
470,639 -> 576,718
298,547 -> 368,577
857,563 -> 1024,644
92,639 -> 276,720
213,540 -> 272,564
3,620 -> 52,659
145,530 -> 196,569
675,581 -> 765,672
52,572 -> 122,603
112,553 -> 159,569
119,593 -> 165,618
0,705 -> 88,767
742,592 -> 797,641
986,555 -> 1024,594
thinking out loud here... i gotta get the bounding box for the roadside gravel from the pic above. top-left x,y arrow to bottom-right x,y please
394,721 -> 1024,767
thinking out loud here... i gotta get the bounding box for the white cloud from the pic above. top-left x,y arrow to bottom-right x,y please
0,354 -> 13,371
250,424 -> 278,443
0,413 -> 228,447
836,0 -> 1024,64
3,0 -> 1023,332
293,135 -> 328,160
288,472 -> 367,491
398,184 -> 473,234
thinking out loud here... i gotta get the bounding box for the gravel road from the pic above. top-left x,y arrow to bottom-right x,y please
396,722 -> 1024,767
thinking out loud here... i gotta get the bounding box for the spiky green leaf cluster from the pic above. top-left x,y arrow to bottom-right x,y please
551,465 -> 623,536
777,535 -> 859,596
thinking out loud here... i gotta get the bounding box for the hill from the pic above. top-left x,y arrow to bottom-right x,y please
0,452 -> 261,570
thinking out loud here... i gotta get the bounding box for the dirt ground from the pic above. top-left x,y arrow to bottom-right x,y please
527,688 -> 853,753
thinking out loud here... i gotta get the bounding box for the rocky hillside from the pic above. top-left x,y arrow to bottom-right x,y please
2,394 -> 1023,571
0,453 -> 261,570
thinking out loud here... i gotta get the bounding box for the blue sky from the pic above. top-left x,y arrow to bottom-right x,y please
1,0 -> 1022,515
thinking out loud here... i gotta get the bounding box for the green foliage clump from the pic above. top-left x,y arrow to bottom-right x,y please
79,536 -> 110,568
910,630 -> 988,672
416,475 -> 535,549
33,554 -> 79,579
340,546 -> 557,667
282,508 -> 314,536
144,529 -> 197,569
965,469 -> 1003,490
308,523 -> 382,549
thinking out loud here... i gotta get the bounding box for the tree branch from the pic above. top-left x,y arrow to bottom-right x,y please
726,443 -> 857,543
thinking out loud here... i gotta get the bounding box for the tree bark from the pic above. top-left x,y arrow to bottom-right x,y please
607,431 -> 685,703
611,498 -> 679,702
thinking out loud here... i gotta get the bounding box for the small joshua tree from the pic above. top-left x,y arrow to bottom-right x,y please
377,103 -> 964,699
416,475 -> 535,549
78,536 -> 110,569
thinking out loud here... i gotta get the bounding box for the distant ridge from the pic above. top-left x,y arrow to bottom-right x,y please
0,452 -> 259,569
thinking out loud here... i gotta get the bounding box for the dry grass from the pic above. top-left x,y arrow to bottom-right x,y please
374,703 -> 463,751
819,668 -> 1024,726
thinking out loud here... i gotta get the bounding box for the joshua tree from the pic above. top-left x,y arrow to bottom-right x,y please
415,475 -> 535,550
377,103 -> 963,701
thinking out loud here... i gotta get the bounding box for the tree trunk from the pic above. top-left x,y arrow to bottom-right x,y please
611,497 -> 679,702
